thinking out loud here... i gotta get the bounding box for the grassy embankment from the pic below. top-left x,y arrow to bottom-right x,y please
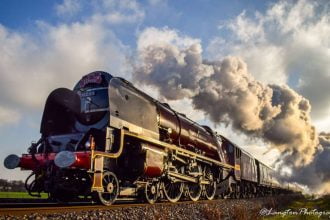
0,191 -> 48,199
264,195 -> 330,220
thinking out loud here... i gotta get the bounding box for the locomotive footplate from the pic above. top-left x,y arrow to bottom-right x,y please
119,187 -> 137,197
167,171 -> 210,184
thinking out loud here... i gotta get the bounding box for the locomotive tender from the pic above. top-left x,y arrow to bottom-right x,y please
4,71 -> 295,205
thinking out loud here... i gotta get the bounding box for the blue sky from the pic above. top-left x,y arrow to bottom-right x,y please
0,0 -> 329,187
0,0 -> 273,49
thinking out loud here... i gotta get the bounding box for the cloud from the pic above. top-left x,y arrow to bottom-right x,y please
137,27 -> 200,51
55,0 -> 81,17
0,16 -> 129,115
208,0 -> 330,120
0,106 -> 20,126
56,0 -> 146,24
148,0 -> 167,6
0,0 -> 150,128
91,0 -> 145,24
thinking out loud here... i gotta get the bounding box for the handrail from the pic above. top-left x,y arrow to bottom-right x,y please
91,128 -> 125,159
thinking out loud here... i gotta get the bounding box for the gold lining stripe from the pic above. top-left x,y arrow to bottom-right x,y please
124,131 -> 235,170
235,164 -> 241,171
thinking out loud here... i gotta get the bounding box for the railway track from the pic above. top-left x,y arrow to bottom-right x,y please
0,198 -> 222,216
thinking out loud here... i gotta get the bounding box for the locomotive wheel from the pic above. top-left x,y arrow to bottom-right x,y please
25,172 -> 43,197
204,167 -> 216,200
145,181 -> 159,204
163,178 -> 183,203
97,171 -> 119,206
230,184 -> 240,199
234,185 -> 240,199
239,184 -> 245,199
187,182 -> 202,201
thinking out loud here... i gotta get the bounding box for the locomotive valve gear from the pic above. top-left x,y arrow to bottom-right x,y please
187,165 -> 203,201
204,166 -> 217,200
162,165 -> 184,203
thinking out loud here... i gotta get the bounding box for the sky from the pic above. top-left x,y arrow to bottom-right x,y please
0,0 -> 329,193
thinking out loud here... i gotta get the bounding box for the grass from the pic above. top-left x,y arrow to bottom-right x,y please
0,191 -> 48,199
262,195 -> 330,220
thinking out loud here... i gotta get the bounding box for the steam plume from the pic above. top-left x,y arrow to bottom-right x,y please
133,28 -> 328,192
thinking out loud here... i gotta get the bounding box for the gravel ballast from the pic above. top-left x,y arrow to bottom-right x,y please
1,195 -> 301,220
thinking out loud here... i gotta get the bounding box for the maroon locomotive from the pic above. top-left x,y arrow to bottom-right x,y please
4,71 -> 295,205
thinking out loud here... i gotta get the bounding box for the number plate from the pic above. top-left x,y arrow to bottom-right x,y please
80,91 -> 95,97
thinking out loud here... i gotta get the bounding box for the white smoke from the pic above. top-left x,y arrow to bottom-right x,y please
133,27 -> 327,193
284,132 -> 330,194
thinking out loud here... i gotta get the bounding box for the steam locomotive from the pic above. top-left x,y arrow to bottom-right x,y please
4,71 -> 297,205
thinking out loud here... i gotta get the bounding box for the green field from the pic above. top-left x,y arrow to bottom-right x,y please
0,191 -> 48,199
263,195 -> 330,220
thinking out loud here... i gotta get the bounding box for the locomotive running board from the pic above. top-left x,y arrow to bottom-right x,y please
168,171 -> 210,185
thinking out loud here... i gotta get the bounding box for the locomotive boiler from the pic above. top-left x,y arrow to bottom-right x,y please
4,71 -> 296,205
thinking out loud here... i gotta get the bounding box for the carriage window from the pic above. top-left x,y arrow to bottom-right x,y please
236,148 -> 241,158
228,143 -> 234,153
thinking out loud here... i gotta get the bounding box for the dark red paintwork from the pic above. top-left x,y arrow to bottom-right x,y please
19,152 -> 91,170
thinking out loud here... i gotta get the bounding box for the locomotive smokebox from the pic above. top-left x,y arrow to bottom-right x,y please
4,154 -> 20,169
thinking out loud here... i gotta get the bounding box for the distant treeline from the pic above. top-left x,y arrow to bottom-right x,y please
0,179 -> 25,192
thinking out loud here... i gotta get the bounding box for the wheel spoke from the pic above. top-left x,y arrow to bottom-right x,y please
163,179 -> 183,203
97,171 -> 119,206
145,181 -> 159,204
188,183 -> 202,201
204,166 -> 216,200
